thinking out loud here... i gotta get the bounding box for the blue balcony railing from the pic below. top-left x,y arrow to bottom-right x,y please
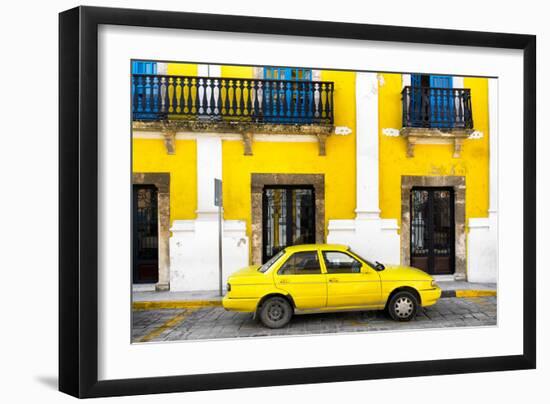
132,74 -> 334,125
402,86 -> 473,129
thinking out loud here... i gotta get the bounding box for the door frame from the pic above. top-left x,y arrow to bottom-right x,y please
401,175 -> 466,280
132,173 -> 171,290
261,185 -> 316,263
409,186 -> 456,275
251,173 -> 325,265
132,184 -> 160,284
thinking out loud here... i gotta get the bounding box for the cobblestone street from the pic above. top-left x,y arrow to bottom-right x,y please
132,296 -> 497,342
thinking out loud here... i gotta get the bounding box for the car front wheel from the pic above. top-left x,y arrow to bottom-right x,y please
259,296 -> 293,328
388,290 -> 418,321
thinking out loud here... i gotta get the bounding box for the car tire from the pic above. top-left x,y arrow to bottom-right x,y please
387,290 -> 418,322
259,296 -> 293,329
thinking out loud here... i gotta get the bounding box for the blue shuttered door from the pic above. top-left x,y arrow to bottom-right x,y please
410,74 -> 454,128
132,61 -> 160,120
429,75 -> 453,128
263,67 -> 313,123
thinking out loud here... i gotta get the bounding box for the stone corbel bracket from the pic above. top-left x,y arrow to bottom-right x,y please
162,129 -> 176,155
317,133 -> 328,156
242,132 -> 253,156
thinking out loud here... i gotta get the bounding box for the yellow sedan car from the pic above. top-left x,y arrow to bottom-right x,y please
223,244 -> 441,328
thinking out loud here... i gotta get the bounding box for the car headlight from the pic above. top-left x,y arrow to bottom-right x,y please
431,280 -> 438,288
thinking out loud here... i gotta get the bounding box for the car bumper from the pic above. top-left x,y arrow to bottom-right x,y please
420,287 -> 442,307
222,296 -> 259,312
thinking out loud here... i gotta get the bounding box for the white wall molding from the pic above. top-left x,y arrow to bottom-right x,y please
382,128 -> 400,137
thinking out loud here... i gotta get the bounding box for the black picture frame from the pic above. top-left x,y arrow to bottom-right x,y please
59,6 -> 536,398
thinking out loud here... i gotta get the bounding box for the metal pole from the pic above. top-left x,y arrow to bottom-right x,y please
218,203 -> 223,297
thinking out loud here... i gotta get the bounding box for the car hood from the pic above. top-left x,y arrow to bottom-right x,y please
377,264 -> 433,282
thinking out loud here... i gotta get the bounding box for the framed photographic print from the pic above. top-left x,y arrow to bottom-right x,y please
59,6 -> 536,398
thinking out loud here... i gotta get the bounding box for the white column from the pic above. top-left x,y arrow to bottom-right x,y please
328,72 -> 400,265
466,78 -> 498,283
197,64 -> 208,77
198,64 -> 221,77
355,72 -> 381,219
452,76 -> 464,89
196,136 -> 222,218
402,74 -> 411,88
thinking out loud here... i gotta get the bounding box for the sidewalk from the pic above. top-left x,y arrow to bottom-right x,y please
132,281 -> 496,310
438,281 -> 497,298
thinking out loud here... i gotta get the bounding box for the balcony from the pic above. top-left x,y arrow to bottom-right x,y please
132,74 -> 334,125
401,86 -> 474,157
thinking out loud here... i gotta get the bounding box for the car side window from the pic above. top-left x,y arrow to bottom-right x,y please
322,251 -> 362,274
278,251 -> 322,275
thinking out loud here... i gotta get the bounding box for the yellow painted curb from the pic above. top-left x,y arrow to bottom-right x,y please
455,290 -> 497,298
133,300 -> 222,310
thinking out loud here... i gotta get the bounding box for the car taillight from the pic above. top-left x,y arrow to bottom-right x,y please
226,283 -> 231,292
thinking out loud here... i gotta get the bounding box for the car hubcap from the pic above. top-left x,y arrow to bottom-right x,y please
394,297 -> 414,318
267,303 -> 284,322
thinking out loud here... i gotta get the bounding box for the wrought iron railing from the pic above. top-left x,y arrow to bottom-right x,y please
402,86 -> 473,129
132,74 -> 335,124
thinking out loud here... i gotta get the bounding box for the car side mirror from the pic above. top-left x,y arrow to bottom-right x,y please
375,261 -> 385,271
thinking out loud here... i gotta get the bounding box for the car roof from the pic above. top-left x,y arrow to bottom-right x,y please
284,244 -> 349,252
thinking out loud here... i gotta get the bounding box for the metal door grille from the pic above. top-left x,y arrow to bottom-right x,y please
132,185 -> 159,283
262,186 -> 315,262
410,187 -> 455,275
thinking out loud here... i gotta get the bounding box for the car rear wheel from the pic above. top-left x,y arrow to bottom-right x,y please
388,290 -> 418,322
259,296 -> 293,328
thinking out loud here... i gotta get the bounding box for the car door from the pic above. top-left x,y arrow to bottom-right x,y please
321,250 -> 382,308
274,250 -> 327,310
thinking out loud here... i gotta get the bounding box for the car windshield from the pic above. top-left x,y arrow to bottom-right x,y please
349,249 -> 380,269
258,250 -> 285,273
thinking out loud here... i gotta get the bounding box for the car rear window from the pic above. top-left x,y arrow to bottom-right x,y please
258,250 -> 285,273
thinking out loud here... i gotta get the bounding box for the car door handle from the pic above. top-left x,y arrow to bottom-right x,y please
328,278 -> 339,283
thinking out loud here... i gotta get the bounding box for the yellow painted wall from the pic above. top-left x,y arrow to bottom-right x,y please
132,138 -> 197,223
378,73 -> 490,225
167,62 -> 197,76
221,65 -> 255,78
320,70 -> 356,130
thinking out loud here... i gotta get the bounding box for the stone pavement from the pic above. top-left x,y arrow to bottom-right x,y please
132,296 -> 497,343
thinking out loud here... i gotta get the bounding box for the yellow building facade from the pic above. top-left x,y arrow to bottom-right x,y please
132,61 -> 497,292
